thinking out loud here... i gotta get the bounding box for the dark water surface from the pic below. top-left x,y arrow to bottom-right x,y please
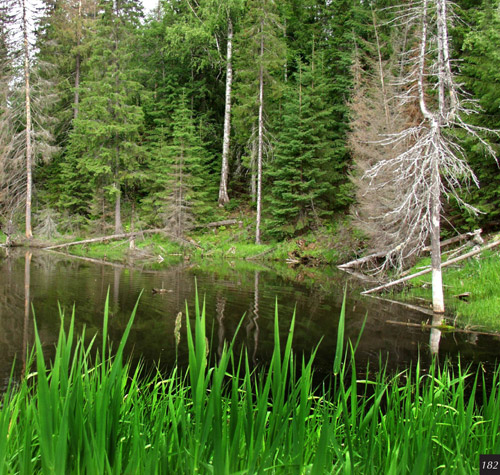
1,249 -> 499,389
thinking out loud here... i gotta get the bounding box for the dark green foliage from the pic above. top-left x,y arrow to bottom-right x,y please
142,93 -> 214,232
63,0 -> 145,229
457,0 -> 500,230
267,60 -> 334,237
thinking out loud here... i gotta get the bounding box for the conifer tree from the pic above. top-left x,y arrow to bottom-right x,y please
267,60 -> 334,237
143,94 -> 212,234
66,0 -> 144,233
459,0 -> 500,228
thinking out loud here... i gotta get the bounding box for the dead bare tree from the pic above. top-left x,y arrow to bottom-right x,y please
355,0 -> 498,313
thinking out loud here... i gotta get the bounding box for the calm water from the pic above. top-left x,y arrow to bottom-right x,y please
1,249 -> 499,389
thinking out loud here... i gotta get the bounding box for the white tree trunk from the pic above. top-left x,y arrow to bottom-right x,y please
419,0 -> 445,313
430,154 -> 445,313
256,22 -> 264,245
114,182 -> 122,234
22,0 -> 32,239
74,0 -> 82,119
218,18 -> 233,207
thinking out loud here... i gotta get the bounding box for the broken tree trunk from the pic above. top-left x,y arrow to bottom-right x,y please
362,239 -> 500,295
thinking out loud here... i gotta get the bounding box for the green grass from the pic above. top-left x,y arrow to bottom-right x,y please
1,293 -> 500,473
400,249 -> 500,331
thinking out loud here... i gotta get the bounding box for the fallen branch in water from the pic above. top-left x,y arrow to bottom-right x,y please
386,320 -> 498,336
362,239 -> 500,295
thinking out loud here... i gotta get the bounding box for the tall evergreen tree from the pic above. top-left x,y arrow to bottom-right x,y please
267,60 -> 334,237
65,0 -> 144,232
142,94 -> 212,234
459,0 -> 500,229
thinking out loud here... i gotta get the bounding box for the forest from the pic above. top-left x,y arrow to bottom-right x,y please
1,0 -> 499,259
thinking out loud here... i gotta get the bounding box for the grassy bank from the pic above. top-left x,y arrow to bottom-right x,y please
13,217 -> 360,266
398,248 -> 500,332
1,296 -> 499,473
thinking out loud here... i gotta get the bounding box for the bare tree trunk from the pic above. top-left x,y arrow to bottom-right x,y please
250,125 -> 257,202
419,0 -> 444,313
430,155 -> 444,313
22,0 -> 32,239
114,182 -> 122,234
74,0 -> 82,119
218,18 -> 233,207
256,21 -> 264,245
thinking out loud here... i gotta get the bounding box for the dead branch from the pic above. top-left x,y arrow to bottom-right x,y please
422,228 -> 482,252
362,238 -> 500,295
338,251 -> 390,269
193,219 -> 242,229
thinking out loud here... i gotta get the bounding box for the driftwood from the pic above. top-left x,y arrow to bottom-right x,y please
362,239 -> 500,295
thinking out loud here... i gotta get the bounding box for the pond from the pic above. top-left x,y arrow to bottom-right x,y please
1,249 -> 499,389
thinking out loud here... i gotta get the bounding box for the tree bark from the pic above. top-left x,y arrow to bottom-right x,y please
430,154 -> 445,313
255,21 -> 264,245
22,0 -> 32,239
218,18 -> 233,207
74,0 -> 82,119
114,182 -> 122,234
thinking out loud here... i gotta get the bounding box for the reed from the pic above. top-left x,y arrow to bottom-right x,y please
1,292 -> 499,473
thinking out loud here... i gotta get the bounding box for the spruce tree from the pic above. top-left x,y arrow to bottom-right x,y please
65,0 -> 144,233
267,60 -> 333,237
142,94 -> 212,234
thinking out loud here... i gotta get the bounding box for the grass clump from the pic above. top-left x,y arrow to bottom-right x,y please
1,293 -> 500,473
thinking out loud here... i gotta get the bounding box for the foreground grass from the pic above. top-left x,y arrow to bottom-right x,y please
400,249 -> 500,331
1,295 -> 500,473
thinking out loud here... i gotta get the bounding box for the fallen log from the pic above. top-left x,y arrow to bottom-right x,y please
386,320 -> 499,336
340,229 -> 482,270
365,294 -> 434,315
41,228 -> 203,251
337,251 -> 387,269
422,228 -> 482,252
362,239 -> 500,295
41,229 -> 166,250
